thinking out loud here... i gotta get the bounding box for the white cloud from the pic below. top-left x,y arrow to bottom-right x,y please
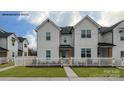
24,30 -> 37,50
18,11 -> 49,25
18,11 -> 83,49
18,11 -> 124,49
18,11 -> 83,26
98,11 -> 124,26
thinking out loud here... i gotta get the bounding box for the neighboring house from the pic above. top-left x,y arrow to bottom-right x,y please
0,28 -> 18,58
35,15 -> 124,59
99,20 -> 124,58
18,37 -> 29,56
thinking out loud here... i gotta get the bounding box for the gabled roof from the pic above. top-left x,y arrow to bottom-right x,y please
0,28 -> 13,37
18,37 -> 29,44
74,15 -> 101,28
35,18 -> 60,31
0,47 -> 8,51
60,26 -> 73,34
99,20 -> 124,34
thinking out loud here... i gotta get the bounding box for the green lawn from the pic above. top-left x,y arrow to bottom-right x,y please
0,66 -> 67,77
0,62 -> 14,68
72,67 -> 124,77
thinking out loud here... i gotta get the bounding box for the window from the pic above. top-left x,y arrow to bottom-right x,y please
24,44 -> 27,48
81,30 -> 86,38
11,37 -> 15,46
120,31 -> 124,41
81,48 -> 91,58
81,30 -> 91,38
64,37 -> 67,43
81,48 -> 85,57
87,48 -> 91,57
12,52 -> 15,57
121,51 -> 124,58
46,50 -> 51,58
24,52 -> 27,56
46,32 -> 51,40
87,30 -> 91,38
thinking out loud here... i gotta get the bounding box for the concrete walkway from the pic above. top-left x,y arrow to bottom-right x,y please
0,77 -> 124,81
64,66 -> 78,78
0,66 -> 15,72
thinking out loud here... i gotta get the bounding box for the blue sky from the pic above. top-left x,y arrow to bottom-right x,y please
0,11 -> 124,49
0,11 -> 36,36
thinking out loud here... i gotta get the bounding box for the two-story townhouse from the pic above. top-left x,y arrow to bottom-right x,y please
0,28 -> 18,58
18,37 -> 29,56
35,19 -> 60,59
36,16 -> 101,59
74,16 -> 101,58
99,20 -> 124,58
36,15 -> 124,61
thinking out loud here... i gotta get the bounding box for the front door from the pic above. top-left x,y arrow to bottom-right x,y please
108,48 -> 112,57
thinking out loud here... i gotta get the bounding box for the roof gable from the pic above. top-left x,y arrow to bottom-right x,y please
18,37 -> 29,44
0,28 -> 13,37
74,15 -> 101,28
35,18 -> 60,31
99,20 -> 124,34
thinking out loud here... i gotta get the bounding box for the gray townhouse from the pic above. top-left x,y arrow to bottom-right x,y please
0,28 -> 29,57
18,37 -> 29,56
0,28 -> 18,57
35,15 -> 124,59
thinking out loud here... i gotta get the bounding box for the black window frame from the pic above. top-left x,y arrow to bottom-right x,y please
46,50 -> 51,58
87,30 -> 91,38
46,32 -> 51,40
81,48 -> 91,58
121,51 -> 124,58
81,30 -> 86,38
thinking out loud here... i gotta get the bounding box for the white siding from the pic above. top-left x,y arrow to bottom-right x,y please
0,37 -> 7,48
37,22 -> 60,58
7,34 -> 18,58
60,34 -> 73,46
102,32 -> 112,43
98,33 -> 104,42
18,42 -> 23,50
74,18 -> 98,58
113,21 -> 124,58
22,40 -> 28,56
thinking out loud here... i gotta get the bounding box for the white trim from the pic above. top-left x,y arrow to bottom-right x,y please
74,15 -> 101,28
35,18 -> 60,31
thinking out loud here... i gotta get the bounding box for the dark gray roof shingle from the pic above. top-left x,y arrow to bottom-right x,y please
0,28 -> 13,37
60,26 -> 73,34
60,45 -> 73,48
98,42 -> 116,46
0,47 -> 8,51
99,20 -> 124,34
18,37 -> 26,42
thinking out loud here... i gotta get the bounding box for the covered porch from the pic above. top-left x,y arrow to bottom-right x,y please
59,45 -> 73,65
0,47 -> 8,57
59,45 -> 73,58
98,42 -> 115,58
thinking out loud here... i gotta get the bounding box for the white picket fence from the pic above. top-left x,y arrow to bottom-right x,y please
0,57 -> 10,64
0,57 -> 124,67
14,57 -> 124,67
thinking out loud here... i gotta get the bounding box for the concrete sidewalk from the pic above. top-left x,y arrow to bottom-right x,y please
0,66 -> 15,72
64,67 -> 78,78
